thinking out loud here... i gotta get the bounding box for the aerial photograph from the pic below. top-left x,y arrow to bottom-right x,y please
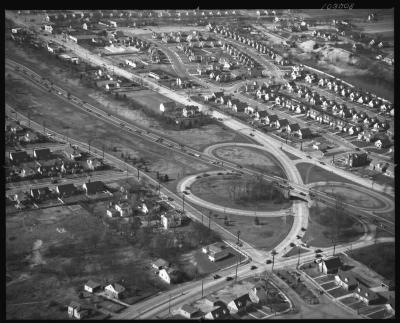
5,6 -> 396,320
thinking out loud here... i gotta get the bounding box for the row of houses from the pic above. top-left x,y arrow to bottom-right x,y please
159,101 -> 201,118
179,279 -> 282,319
208,24 -> 290,66
290,65 -> 394,117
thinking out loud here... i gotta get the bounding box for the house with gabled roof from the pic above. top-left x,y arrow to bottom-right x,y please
9,151 -> 31,164
82,181 -> 105,195
204,305 -> 230,319
384,164 -> 395,178
68,301 -> 90,320
159,266 -> 182,284
179,304 -> 200,319
265,114 -> 278,126
104,283 -> 125,299
30,187 -> 51,201
33,148 -> 52,160
353,283 -> 380,305
84,280 -> 102,293
287,123 -> 300,134
335,270 -> 358,291
227,294 -> 252,314
56,183 -> 77,197
249,282 -> 269,305
152,258 -> 170,271
318,256 -> 342,274
297,128 -> 312,139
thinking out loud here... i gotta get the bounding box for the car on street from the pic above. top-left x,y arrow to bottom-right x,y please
306,156 -> 312,159
315,249 -> 322,253
266,259 -> 272,264
213,274 -> 221,279
168,197 -> 174,201
301,227 -> 307,231
315,254 -> 322,258
226,277 -> 233,281
299,192 -> 306,196
296,235 -> 302,239
183,191 -> 190,195
251,265 -> 257,270
249,133 -> 254,137
51,178 -> 58,184
320,161 -> 326,165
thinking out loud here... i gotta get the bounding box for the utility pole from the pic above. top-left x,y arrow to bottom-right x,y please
297,245 -> 301,269
271,249 -> 277,272
208,216 -> 211,230
28,112 -> 31,128
235,255 -> 239,282
102,145 -> 105,160
137,168 -> 139,180
201,279 -> 204,298
42,121 -> 46,134
300,139 -> 303,151
168,294 -> 171,314
182,194 -> 185,212
236,230 -> 241,245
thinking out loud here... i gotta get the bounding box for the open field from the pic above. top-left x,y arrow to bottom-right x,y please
190,174 -> 292,212
202,208 -> 294,250
5,73 -> 218,192
312,184 -> 392,211
295,163 -> 357,185
348,243 -> 395,283
302,201 -> 364,247
5,205 -> 164,320
283,246 -> 309,258
212,146 -> 287,178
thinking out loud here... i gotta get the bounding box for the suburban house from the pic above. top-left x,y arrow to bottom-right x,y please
202,242 -> 230,262
68,301 -> 89,320
179,304 -> 200,319
287,123 -> 300,134
182,105 -> 200,117
346,152 -> 368,168
106,208 -> 119,218
248,282 -> 269,305
274,118 -> 289,130
265,114 -> 278,126
204,305 -> 230,319
64,146 -> 82,160
353,283 -> 380,305
384,165 -> 395,178
82,181 -> 106,195
87,158 -> 104,170
232,101 -> 247,113
158,266 -> 182,284
369,161 -> 389,173
114,201 -> 133,217
9,151 -> 30,164
84,280 -> 102,293
33,148 -> 52,160
254,110 -> 269,123
104,283 -> 125,299
152,258 -> 170,271
160,101 -> 177,113
334,271 -> 358,291
312,142 -> 329,152
56,183 -> 77,197
161,210 -> 182,229
297,128 -> 312,139
318,256 -> 342,274
374,137 -> 391,149
227,294 -> 252,314
30,187 -> 51,201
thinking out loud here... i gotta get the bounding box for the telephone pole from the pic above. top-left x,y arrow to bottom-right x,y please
236,230 -> 241,245
182,194 -> 185,212
297,245 -> 301,269
235,255 -> 239,282
201,279 -> 204,298
137,168 -> 139,180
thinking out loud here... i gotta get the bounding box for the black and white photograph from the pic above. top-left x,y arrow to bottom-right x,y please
4,3 -> 396,320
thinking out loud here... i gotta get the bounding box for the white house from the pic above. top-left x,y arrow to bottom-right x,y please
161,211 -> 182,229
115,201 -> 132,217
84,280 -> 102,293
104,283 -> 125,299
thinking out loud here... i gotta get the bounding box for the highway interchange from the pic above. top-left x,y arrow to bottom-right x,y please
5,11 -> 395,319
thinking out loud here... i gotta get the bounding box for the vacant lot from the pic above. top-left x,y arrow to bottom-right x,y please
295,163 -> 357,185
207,209 -> 293,250
212,145 -> 287,178
190,174 -> 292,212
348,243 -> 395,283
303,201 -> 364,247
283,246 -> 309,258
5,205 -> 164,320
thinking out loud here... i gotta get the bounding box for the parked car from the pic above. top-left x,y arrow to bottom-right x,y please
226,276 -> 233,281
251,265 -> 257,270
315,249 -> 322,253
320,161 -> 326,165
266,259 -> 272,264
183,191 -> 190,195
214,274 -> 221,279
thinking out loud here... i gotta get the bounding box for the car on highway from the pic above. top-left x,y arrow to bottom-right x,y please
290,242 -> 296,247
213,274 -> 221,279
315,254 -> 322,258
306,156 -> 312,159
296,235 -> 302,239
315,249 -> 322,253
299,192 -> 306,196
120,123 -> 125,127
226,277 -> 233,281
217,118 -> 223,121
51,178 -> 58,184
301,227 -> 307,231
320,161 -> 326,165
250,265 -> 257,270
107,113 -> 111,116
168,197 -> 174,201
266,259 -> 272,264
249,133 -> 254,137
183,191 -> 190,195
237,165 -> 243,168
46,132 -> 53,137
